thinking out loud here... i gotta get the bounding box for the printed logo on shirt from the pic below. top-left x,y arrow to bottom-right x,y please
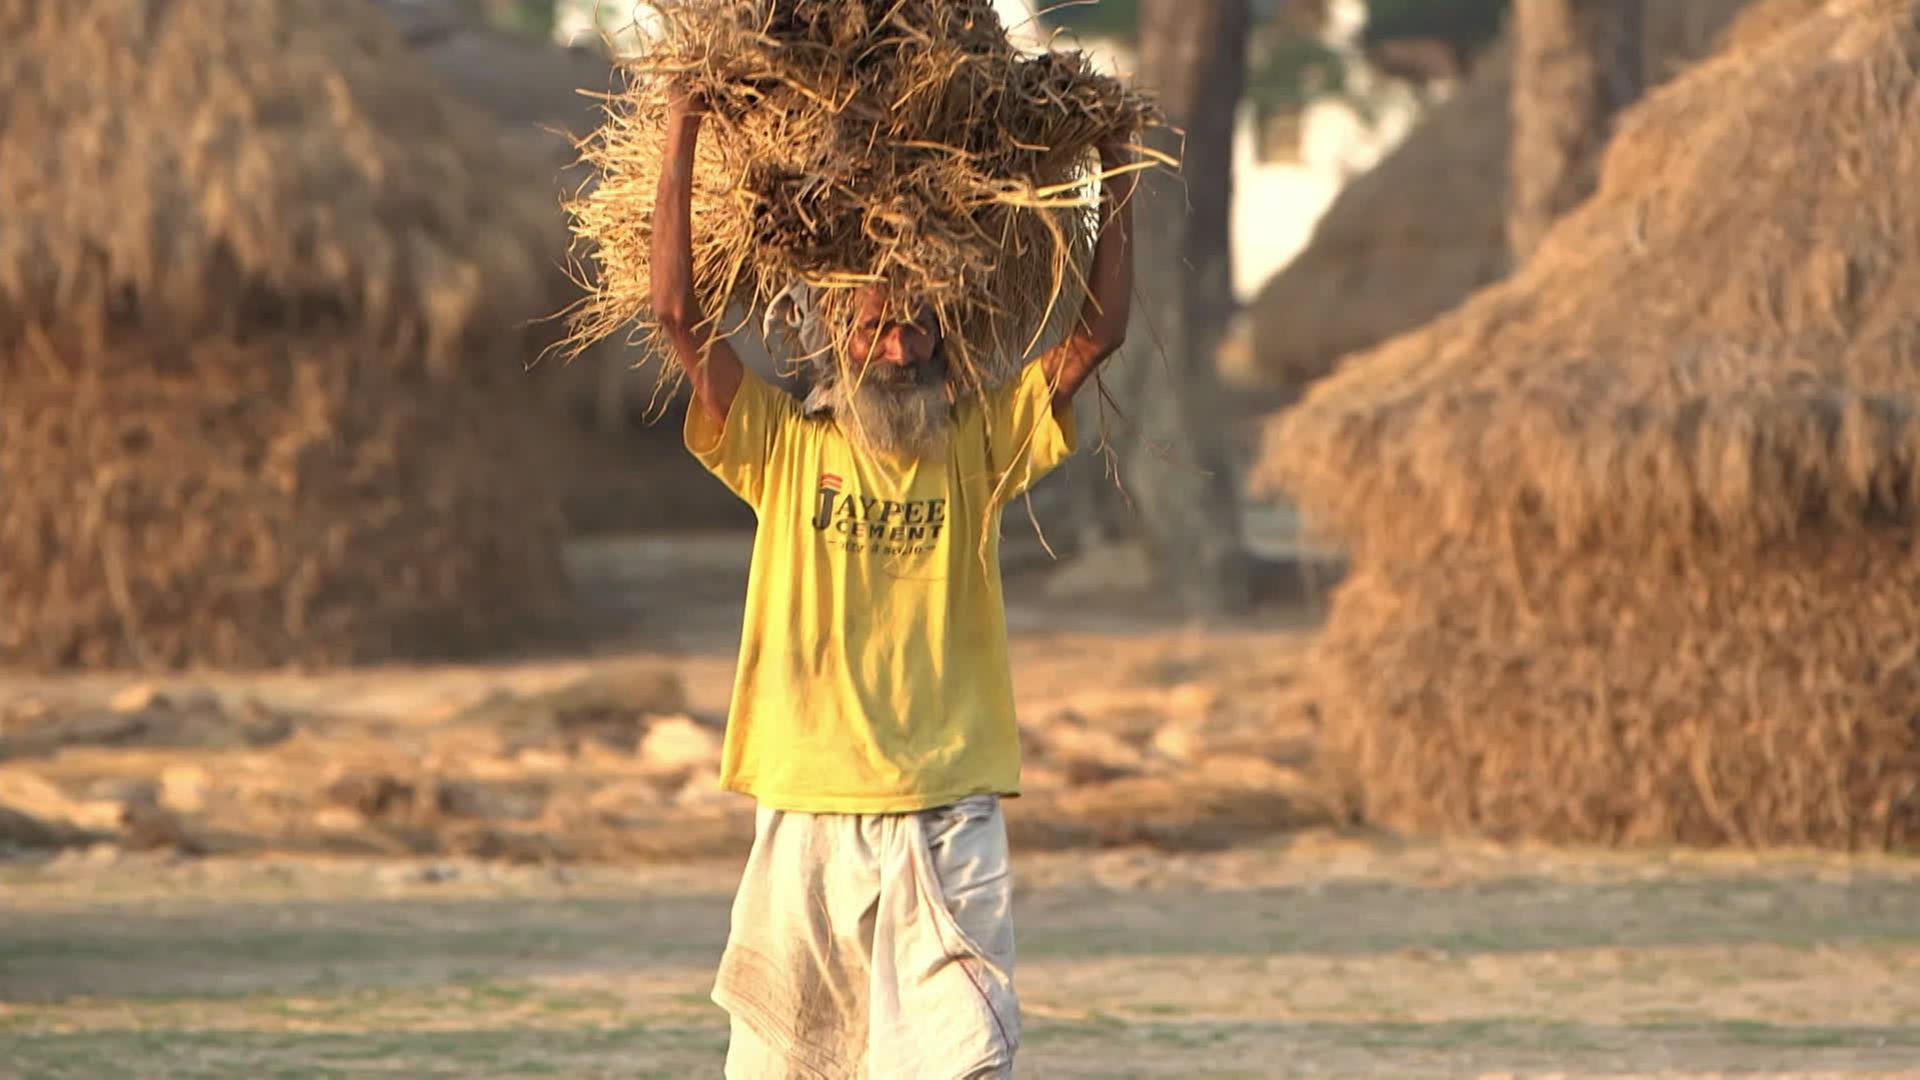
810,473 -> 845,530
811,473 -> 946,557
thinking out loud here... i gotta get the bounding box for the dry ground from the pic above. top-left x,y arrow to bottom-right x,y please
0,532 -> 1332,863
4,531 -> 1919,1077
4,837 -> 1920,1078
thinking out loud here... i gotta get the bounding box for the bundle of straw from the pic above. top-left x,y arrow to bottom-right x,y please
563,0 -> 1161,393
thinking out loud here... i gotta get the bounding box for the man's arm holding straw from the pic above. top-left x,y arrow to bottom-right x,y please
1040,141 -> 1138,416
654,86 -> 745,426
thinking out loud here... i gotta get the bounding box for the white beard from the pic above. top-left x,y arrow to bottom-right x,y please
809,367 -> 951,460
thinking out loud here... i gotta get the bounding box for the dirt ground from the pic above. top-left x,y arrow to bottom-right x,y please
0,530 -> 1334,863
4,838 -> 1920,1078
3,530 -> 1919,1077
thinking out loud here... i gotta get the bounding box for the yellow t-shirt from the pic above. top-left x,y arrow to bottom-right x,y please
685,359 -> 1075,813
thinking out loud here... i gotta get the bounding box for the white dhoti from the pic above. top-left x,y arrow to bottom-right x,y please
713,794 -> 1020,1079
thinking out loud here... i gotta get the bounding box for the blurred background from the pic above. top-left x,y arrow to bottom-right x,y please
5,1 -> 1919,1076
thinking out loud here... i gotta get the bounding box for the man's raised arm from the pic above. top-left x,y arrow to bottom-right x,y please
1040,141 -> 1138,415
652,87 -> 745,426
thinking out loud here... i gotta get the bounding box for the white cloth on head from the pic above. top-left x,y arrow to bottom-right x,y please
763,278 -> 841,416
763,278 -> 831,364
714,794 -> 1020,1079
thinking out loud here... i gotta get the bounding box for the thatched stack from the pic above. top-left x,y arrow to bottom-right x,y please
0,0 -> 571,669
1245,0 -> 1758,388
1254,0 -> 1920,850
564,0 -> 1157,393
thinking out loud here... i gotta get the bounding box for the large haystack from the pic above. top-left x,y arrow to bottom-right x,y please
1254,0 -> 1920,850
1246,0 -> 1758,388
0,0 -> 571,669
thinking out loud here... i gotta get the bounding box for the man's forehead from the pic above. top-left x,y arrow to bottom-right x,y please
853,287 -> 932,325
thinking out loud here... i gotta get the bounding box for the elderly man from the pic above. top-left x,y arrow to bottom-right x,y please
651,83 -> 1136,1078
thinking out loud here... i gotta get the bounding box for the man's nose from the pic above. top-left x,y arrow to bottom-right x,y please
876,328 -> 909,364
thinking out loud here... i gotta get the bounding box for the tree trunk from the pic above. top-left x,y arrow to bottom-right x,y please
1507,0 -> 1645,265
1101,0 -> 1251,615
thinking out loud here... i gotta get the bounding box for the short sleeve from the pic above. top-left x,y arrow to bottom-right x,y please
981,359 -> 1077,505
683,368 -> 801,508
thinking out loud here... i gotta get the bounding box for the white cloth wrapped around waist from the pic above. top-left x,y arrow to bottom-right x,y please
713,793 -> 1019,1079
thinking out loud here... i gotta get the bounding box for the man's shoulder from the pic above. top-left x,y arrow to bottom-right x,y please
735,370 -> 833,433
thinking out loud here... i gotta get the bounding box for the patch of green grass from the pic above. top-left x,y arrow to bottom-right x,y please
1141,1024 -> 1235,1050
14,1014 -> 1920,1077
537,990 -> 625,1016
0,1025 -> 729,1079
0,977 -> 657,1042
1021,1010 -> 1130,1044
450,979 -> 539,1007
1338,1018 -> 1506,1051
1,898 -> 723,1003
1018,877 -> 1920,961
1673,1020 -> 1920,1050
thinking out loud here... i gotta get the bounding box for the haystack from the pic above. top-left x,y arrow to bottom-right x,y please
1246,0 -> 1759,388
1253,0 -> 1920,850
563,0 -> 1157,394
0,0 -> 571,669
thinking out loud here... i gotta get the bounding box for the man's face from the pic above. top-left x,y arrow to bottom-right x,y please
846,286 -> 940,378
819,286 -> 949,460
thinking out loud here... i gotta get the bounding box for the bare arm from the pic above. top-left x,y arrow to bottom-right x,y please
1040,142 -> 1138,414
652,89 -> 744,426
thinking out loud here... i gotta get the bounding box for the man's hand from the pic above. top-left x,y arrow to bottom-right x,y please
666,81 -> 709,120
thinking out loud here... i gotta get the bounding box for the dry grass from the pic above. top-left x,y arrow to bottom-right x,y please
561,0 -> 1160,396
1259,0 -> 1920,555
1246,0 -> 1759,389
0,0 -> 573,668
1257,0 -> 1920,849
1309,532 -> 1920,848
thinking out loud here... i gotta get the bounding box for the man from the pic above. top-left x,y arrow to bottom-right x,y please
651,84 -> 1135,1078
